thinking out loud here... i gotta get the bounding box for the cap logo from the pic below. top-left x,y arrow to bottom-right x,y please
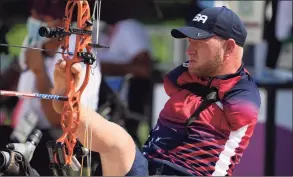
192,14 -> 208,24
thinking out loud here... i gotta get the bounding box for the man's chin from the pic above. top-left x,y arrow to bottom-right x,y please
188,68 -> 199,75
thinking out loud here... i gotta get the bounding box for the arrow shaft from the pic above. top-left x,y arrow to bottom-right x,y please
0,44 -> 73,55
0,90 -> 68,101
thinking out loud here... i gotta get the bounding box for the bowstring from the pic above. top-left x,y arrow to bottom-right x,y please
80,0 -> 102,176
80,1 -> 90,174
89,0 -> 102,175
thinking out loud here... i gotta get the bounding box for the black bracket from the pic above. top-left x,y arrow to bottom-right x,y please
46,141 -> 89,176
47,141 -> 69,176
77,52 -> 96,65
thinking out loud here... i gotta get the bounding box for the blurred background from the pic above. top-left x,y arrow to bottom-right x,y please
0,0 -> 292,176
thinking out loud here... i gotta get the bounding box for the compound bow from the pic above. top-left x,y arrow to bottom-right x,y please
0,0 -> 107,175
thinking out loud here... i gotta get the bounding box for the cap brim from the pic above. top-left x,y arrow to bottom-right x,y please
171,27 -> 215,40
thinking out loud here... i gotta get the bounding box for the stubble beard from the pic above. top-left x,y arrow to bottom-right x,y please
188,48 -> 223,77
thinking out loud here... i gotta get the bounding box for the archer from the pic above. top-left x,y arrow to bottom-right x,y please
52,6 -> 261,176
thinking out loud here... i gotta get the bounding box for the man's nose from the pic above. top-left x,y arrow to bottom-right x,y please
186,46 -> 196,55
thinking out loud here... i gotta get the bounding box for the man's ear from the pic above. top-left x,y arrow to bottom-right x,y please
223,39 -> 236,57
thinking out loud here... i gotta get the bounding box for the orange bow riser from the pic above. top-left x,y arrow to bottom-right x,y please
57,0 -> 93,166
40,0 -> 99,174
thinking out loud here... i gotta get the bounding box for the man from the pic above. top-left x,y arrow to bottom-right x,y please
52,6 -> 260,176
143,6 -> 261,176
13,0 -> 67,141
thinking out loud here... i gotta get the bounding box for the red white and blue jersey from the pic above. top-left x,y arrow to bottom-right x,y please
143,62 -> 261,176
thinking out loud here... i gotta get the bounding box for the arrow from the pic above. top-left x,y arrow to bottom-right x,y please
0,90 -> 68,101
0,44 -> 73,56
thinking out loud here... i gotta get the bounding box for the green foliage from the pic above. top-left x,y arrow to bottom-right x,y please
6,24 -> 27,57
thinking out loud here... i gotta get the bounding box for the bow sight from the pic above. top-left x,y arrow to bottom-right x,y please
38,24 -> 108,66
39,27 -> 70,39
39,19 -> 93,39
39,26 -> 92,39
38,25 -> 109,49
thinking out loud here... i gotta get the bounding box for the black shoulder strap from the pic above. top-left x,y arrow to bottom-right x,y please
185,87 -> 219,136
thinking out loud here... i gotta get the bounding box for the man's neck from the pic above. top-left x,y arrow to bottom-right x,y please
212,60 -> 242,77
